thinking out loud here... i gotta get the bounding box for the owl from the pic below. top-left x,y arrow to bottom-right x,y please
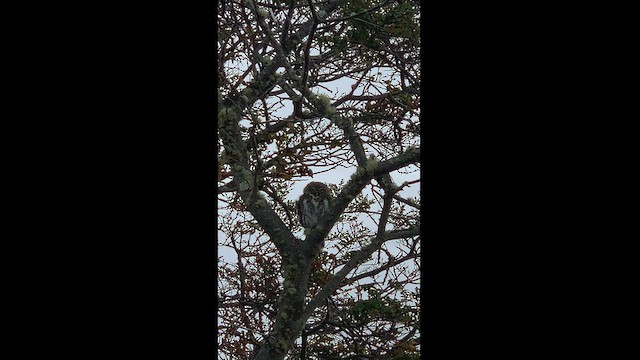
297,182 -> 332,229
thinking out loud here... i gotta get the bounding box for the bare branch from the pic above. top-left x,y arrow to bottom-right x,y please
300,226 -> 420,322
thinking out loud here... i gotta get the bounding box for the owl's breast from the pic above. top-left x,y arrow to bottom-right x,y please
299,197 -> 329,228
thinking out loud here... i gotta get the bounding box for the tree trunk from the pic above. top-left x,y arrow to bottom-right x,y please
251,256 -> 312,360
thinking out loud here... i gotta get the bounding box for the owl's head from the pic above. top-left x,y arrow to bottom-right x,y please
303,182 -> 331,197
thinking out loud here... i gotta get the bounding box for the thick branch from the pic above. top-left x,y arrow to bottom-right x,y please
219,105 -> 298,256
302,146 -> 420,255
333,90 -> 404,108
333,115 -> 400,194
346,252 -> 419,284
392,194 -> 420,209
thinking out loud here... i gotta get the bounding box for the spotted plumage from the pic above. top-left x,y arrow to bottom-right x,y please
297,182 -> 332,229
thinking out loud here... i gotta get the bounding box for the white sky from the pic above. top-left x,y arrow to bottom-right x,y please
218,10 -> 420,356
218,71 -> 420,258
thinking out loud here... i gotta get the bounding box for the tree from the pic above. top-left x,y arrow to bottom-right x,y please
217,0 -> 420,359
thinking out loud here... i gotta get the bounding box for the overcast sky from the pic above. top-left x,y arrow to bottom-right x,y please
218,72 -> 420,263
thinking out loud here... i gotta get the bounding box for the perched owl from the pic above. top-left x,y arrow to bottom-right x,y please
297,182 -> 332,229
